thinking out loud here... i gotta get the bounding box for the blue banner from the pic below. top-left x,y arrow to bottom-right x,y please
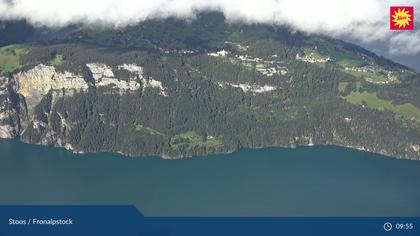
0,206 -> 419,236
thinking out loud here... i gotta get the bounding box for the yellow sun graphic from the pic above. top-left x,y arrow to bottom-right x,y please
392,8 -> 412,28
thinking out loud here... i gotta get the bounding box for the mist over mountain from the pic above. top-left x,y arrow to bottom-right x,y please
1,0 -> 419,56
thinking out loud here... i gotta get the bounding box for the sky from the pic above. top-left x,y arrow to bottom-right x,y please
0,0 -> 419,64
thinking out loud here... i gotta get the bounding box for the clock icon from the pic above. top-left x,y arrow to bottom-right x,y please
384,222 -> 393,232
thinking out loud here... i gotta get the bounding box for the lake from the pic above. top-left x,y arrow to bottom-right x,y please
0,139 -> 419,216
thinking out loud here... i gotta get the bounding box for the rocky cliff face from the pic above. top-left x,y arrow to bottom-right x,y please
0,76 -> 18,138
0,63 -> 167,148
14,64 -> 89,112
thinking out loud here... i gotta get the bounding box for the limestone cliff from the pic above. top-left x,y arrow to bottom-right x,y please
0,63 -> 167,144
0,76 -> 18,138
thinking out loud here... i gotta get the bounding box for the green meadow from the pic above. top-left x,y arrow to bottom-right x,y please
344,91 -> 420,122
0,44 -> 29,74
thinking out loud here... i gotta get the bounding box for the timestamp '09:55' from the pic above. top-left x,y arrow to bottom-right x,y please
395,223 -> 414,230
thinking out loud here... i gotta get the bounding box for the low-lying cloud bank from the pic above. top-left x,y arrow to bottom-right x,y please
0,0 -> 419,55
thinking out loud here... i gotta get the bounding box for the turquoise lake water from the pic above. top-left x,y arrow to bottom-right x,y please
0,139 -> 419,216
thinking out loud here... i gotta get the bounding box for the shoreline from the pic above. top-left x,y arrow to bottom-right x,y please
1,137 -> 418,161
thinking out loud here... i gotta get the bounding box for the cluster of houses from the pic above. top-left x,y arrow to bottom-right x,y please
345,65 -> 398,84
295,51 -> 332,64
207,50 -> 289,77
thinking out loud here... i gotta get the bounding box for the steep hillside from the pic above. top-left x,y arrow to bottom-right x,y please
0,13 -> 419,159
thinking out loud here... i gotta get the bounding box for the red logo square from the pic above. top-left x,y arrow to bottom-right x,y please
390,6 -> 414,30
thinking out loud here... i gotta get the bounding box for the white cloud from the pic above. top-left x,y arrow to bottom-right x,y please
0,0 -> 419,55
389,31 -> 420,55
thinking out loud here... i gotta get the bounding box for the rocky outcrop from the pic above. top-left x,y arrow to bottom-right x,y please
13,64 -> 89,113
0,76 -> 13,138
117,63 -> 168,96
86,63 -> 141,93
0,62 -> 167,141
0,76 -> 7,95
86,63 -> 167,96
0,76 -> 21,138
217,81 -> 277,94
